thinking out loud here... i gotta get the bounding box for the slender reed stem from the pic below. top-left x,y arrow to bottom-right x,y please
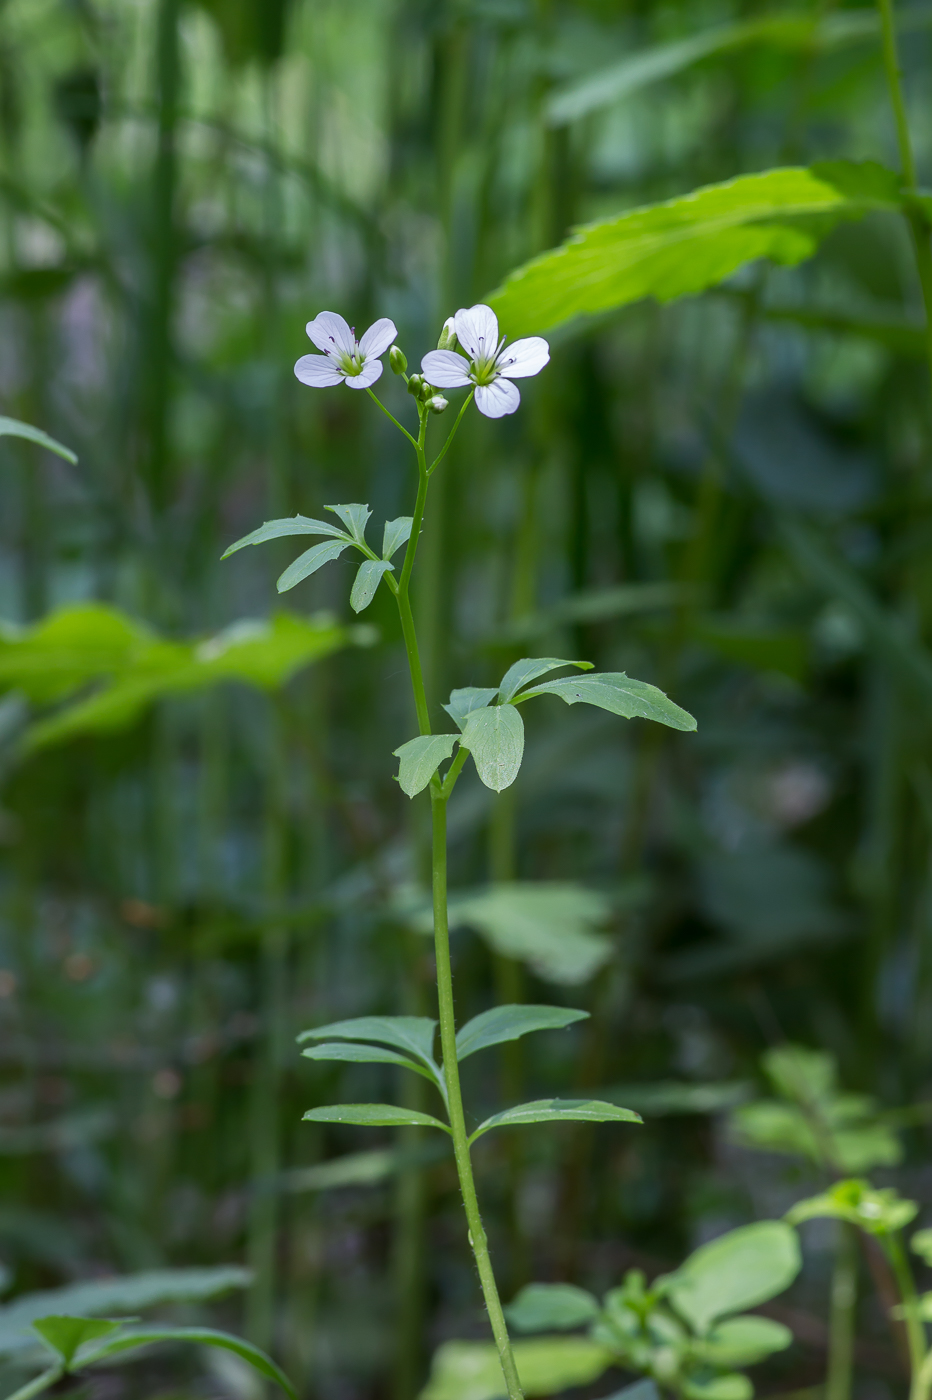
826,1222 -> 857,1400
3,1369 -> 61,1400
887,1233 -> 927,1400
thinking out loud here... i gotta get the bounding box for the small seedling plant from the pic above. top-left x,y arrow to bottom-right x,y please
223,305 -> 697,1400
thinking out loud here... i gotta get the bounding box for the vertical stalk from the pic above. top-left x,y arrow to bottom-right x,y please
887,1234 -> 927,1400
826,1223 -> 857,1400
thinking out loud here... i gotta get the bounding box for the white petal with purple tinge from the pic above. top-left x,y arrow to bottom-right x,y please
453,304 -> 499,361
475,378 -> 520,418
306,311 -> 355,357
496,336 -> 550,380
421,350 -> 473,388
295,354 -> 344,387
344,359 -> 383,389
358,317 -> 398,359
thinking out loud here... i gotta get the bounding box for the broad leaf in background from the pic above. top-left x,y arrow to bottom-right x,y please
0,1267 -> 250,1358
32,1316 -> 125,1366
393,734 -> 459,797
694,1316 -> 793,1368
787,1179 -> 918,1235
0,416 -> 77,463
514,672 -> 697,730
420,1338 -> 613,1400
470,1098 -> 642,1143
350,559 -> 394,612
497,657 -> 592,703
506,1284 -> 600,1332
302,1103 -> 451,1132
78,1324 -> 296,1399
460,704 -> 525,791
455,1004 -> 589,1061
660,1221 -> 801,1333
441,882 -> 615,985
489,162 -> 902,337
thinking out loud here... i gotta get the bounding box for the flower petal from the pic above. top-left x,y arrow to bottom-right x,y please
344,359 -> 383,389
295,354 -> 344,387
475,377 -> 520,418
496,336 -> 550,380
421,350 -> 472,388
306,311 -> 355,357
453,304 -> 499,361
358,317 -> 398,359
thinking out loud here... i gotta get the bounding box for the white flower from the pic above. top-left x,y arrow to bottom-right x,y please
295,312 -> 398,391
420,304 -> 549,418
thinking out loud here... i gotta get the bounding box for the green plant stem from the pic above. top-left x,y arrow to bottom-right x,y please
887,1234 -> 927,1399
4,1369 -> 61,1400
826,1222 -> 857,1400
429,789 -> 524,1400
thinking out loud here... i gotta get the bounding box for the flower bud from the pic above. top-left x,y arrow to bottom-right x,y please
426,395 -> 449,415
437,317 -> 458,352
407,373 -> 426,397
389,345 -> 407,375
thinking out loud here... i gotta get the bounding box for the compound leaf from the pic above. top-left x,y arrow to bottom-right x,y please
350,560 -> 393,613
393,734 -> 459,797
470,1098 -> 642,1143
515,672 -> 696,731
506,1284 -> 600,1333
456,1005 -> 589,1062
302,1103 -> 450,1133
461,704 -> 525,791
325,503 -> 371,544
276,539 -> 352,593
382,516 -> 414,559
498,658 -> 592,703
221,515 -> 348,559
443,687 -> 500,730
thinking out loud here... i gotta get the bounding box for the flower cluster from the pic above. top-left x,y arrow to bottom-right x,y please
293,304 -> 549,419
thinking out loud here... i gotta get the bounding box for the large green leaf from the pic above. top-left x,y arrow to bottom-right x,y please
455,1005 -> 589,1062
505,1284 -> 600,1333
420,1338 -> 613,1400
302,1103 -> 450,1133
497,658 -> 592,703
393,734 -> 459,797
661,1221 -> 801,1333
0,416 -> 77,464
221,515 -> 348,558
444,882 -> 614,985
489,162 -> 903,337
470,1098 -> 642,1143
297,1015 -> 439,1070
77,1325 -> 296,1398
0,1268 -> 250,1358
460,704 -> 525,791
515,672 -> 696,731
277,539 -> 352,593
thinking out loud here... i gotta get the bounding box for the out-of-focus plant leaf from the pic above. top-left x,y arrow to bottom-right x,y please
0,416 -> 77,464
461,705 -> 525,792
470,1098 -> 641,1143
506,1284 -> 600,1332
692,1315 -> 793,1367
455,1005 -> 589,1061
302,1103 -> 451,1133
514,673 -> 696,730
695,618 -> 809,682
32,1317 -> 125,1366
419,1337 -> 613,1400
599,1081 -> 751,1115
441,882 -> 614,985
76,1324 -> 296,1398
912,1228 -> 932,1265
393,734 -> 459,797
497,658 -> 592,703
787,1179 -> 918,1235
660,1221 -> 801,1334
279,1142 -> 449,1194
489,162 -> 903,337
490,582 -> 692,643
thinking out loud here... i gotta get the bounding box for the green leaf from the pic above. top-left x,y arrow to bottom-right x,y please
382,516 -> 414,559
296,1015 -> 439,1070
421,1338 -> 614,1400
302,1103 -> 450,1133
515,672 -> 697,731
300,1041 -> 437,1081
444,882 -> 614,986
498,657 -> 593,703
470,1098 -> 642,1143
77,1326 -> 296,1399
325,502 -> 371,544
0,1268 -> 251,1359
694,1315 -> 793,1367
32,1317 -> 126,1366
786,1179 -> 918,1235
0,416 -> 77,464
461,704 -> 525,792
505,1284 -> 600,1333
276,539 -> 352,593
912,1229 -> 932,1265
393,734 -> 459,797
443,687 -> 500,730
662,1221 -> 801,1333
488,162 -> 903,337
683,1375 -> 752,1400
221,515 -> 348,559
455,1005 -> 589,1062
350,559 -> 394,613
